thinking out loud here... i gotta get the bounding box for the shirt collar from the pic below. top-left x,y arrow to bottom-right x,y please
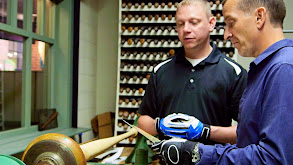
175,42 -> 222,64
252,39 -> 293,66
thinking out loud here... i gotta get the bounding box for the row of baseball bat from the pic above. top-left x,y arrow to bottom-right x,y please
120,87 -> 144,94
121,38 -> 231,46
120,74 -> 151,81
122,13 -> 222,21
121,38 -> 180,45
121,62 -> 156,70
121,0 -> 221,9
118,110 -> 137,119
121,49 -> 175,57
121,25 -> 175,33
120,53 -> 235,70
121,50 -> 234,60
121,25 -> 225,33
122,2 -> 178,9
119,97 -> 143,106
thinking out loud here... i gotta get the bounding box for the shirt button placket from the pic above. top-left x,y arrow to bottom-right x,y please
189,68 -> 196,89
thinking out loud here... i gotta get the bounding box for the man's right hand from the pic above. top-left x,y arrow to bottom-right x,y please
151,138 -> 200,165
155,113 -> 210,141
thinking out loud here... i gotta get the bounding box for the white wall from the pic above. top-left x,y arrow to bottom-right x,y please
78,0 -> 119,142
96,0 -> 119,116
78,0 -> 99,142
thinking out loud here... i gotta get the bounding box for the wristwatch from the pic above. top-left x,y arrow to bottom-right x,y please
182,141 -> 201,164
191,143 -> 200,164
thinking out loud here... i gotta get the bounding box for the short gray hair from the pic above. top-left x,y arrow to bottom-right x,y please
176,0 -> 212,18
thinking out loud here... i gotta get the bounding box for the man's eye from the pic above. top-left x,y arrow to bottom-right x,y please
228,21 -> 234,27
177,23 -> 183,27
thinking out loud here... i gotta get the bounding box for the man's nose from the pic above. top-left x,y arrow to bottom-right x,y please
183,23 -> 191,32
224,28 -> 232,40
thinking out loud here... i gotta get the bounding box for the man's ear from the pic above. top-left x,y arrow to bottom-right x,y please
209,16 -> 216,32
255,7 -> 266,29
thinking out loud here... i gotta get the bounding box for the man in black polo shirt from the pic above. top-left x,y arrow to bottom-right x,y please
137,0 -> 247,145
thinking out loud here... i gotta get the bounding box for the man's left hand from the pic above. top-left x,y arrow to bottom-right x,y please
157,113 -> 211,141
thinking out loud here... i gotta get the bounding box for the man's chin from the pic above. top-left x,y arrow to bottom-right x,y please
183,44 -> 197,50
238,51 -> 250,58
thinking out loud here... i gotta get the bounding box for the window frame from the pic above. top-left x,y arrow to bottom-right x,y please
0,0 -> 87,155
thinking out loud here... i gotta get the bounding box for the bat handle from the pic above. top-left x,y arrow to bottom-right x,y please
80,127 -> 138,161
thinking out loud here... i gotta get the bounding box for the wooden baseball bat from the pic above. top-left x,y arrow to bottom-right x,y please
80,127 -> 138,160
22,128 -> 138,165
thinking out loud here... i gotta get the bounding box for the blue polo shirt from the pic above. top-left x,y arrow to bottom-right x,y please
138,43 -> 247,143
198,39 -> 293,164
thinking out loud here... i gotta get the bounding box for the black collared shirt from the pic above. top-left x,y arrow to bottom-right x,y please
138,44 -> 247,142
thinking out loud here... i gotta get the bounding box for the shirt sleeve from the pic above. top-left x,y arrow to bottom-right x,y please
138,72 -> 158,119
229,67 -> 247,121
198,63 -> 293,165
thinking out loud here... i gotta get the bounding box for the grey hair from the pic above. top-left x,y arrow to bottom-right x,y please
176,0 -> 212,18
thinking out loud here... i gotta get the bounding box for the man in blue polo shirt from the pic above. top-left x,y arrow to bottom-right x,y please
152,0 -> 293,164
137,0 -> 247,145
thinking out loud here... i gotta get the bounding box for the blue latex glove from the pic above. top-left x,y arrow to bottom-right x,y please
156,113 -> 210,140
151,138 -> 200,165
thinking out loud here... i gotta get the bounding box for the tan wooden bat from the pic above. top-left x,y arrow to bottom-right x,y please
80,127 -> 138,160
22,128 -> 138,165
